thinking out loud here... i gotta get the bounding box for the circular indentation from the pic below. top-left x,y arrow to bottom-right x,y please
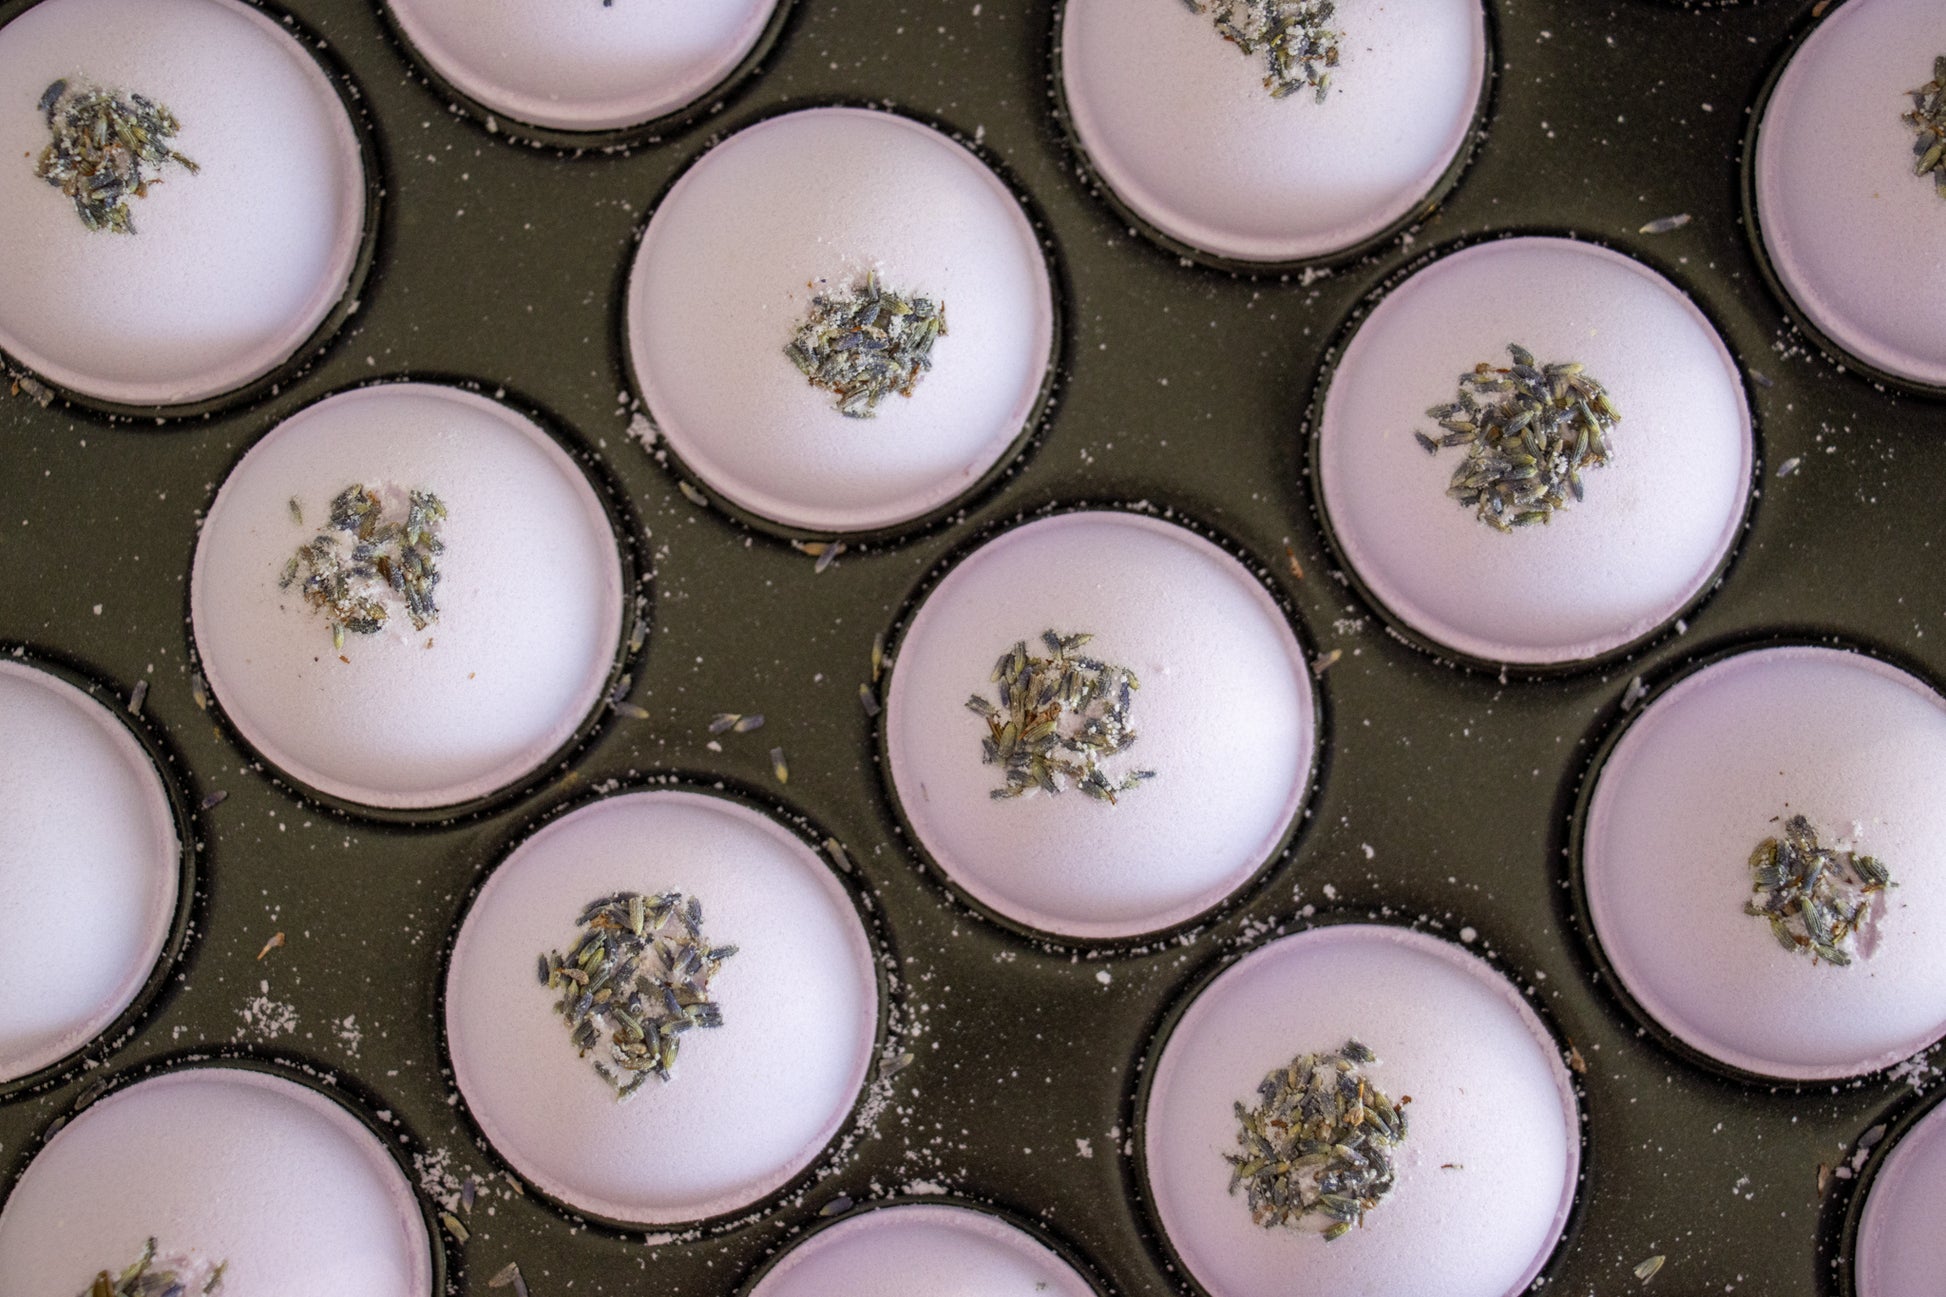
0,661 -> 180,1086
0,0 -> 368,409
0,1066 -> 434,1296
1855,1097 -> 1946,1297
1581,645 -> 1946,1081
190,383 -> 625,813
626,107 -> 1056,536
445,789 -> 881,1226
883,511 -> 1315,942
1058,0 -> 1487,265
385,0 -> 781,135
1752,0 -> 1946,390
746,1203 -> 1099,1297
1314,237 -> 1752,668
1143,924 -> 1578,1297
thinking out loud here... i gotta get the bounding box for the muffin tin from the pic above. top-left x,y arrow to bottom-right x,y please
4,1 -> 1944,1294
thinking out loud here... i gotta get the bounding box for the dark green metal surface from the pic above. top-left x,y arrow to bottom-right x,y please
4,2 -> 1943,1294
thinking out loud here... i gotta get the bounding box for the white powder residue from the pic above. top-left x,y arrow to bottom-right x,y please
335,1014 -> 363,1057
235,980 -> 297,1041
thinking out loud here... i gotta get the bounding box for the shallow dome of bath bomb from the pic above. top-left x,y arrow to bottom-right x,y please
1857,1098 -> 1946,1297
627,107 -> 1054,534
0,0 -> 366,407
0,1068 -> 431,1297
386,0 -> 778,133
884,511 -> 1315,941
1755,0 -> 1946,388
1315,238 -> 1751,666
445,790 -> 879,1225
1582,646 -> 1946,1080
190,384 -> 624,811
0,662 -> 178,1084
749,1204 -> 1099,1297
1145,925 -> 1579,1297
1060,0 -> 1486,263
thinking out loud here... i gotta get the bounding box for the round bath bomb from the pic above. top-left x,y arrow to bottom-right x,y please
1144,924 -> 1579,1297
386,0 -> 779,133
0,661 -> 178,1084
1059,0 -> 1486,263
0,1067 -> 432,1297
747,1204 -> 1099,1297
1582,645 -> 1946,1080
445,789 -> 879,1225
1315,237 -> 1751,666
0,0 -> 366,407
883,511 -> 1314,941
190,383 -> 623,811
1754,0 -> 1946,388
1856,1098 -> 1946,1297
627,107 -> 1053,534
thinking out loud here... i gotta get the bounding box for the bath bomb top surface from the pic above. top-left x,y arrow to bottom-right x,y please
748,1204 -> 1099,1297
190,383 -> 624,811
386,0 -> 778,133
628,107 -> 1053,534
1316,237 -> 1751,666
0,1067 -> 432,1297
1583,645 -> 1946,1080
1060,0 -> 1486,263
1857,1098 -> 1946,1297
884,511 -> 1315,941
1755,0 -> 1946,388
0,0 -> 365,407
0,661 -> 178,1084
446,790 -> 880,1225
1145,924 -> 1579,1297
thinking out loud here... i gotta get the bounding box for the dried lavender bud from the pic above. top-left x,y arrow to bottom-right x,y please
1746,814 -> 1895,967
281,484 -> 447,648
785,271 -> 946,418
1417,344 -> 1621,532
35,80 -> 199,234
1907,55 -> 1946,199
969,630 -> 1154,805
1225,1039 -> 1404,1240
79,1238 -> 226,1296
1187,0 -> 1342,103
541,891 -> 736,1100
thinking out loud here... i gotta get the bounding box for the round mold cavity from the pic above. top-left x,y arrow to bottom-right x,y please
190,382 -> 627,815
882,509 -> 1317,944
1313,237 -> 1753,669
1578,644 -> 1946,1082
0,1065 -> 435,1297
0,0 -> 371,411
384,0 -> 785,139
1750,0 -> 1946,393
444,788 -> 882,1228
1141,923 -> 1580,1297
626,106 -> 1057,537
0,659 -> 184,1089
1056,0 -> 1489,267
743,1202 -> 1101,1297
1849,1092 -> 1946,1297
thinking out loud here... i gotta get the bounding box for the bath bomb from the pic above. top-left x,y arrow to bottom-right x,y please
191,383 -> 624,811
627,107 -> 1053,534
445,790 -> 879,1225
1315,237 -> 1751,666
1060,0 -> 1486,262
884,511 -> 1315,941
0,0 -> 365,406
1583,645 -> 1946,1080
0,660 -> 178,1084
1145,924 -> 1579,1297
